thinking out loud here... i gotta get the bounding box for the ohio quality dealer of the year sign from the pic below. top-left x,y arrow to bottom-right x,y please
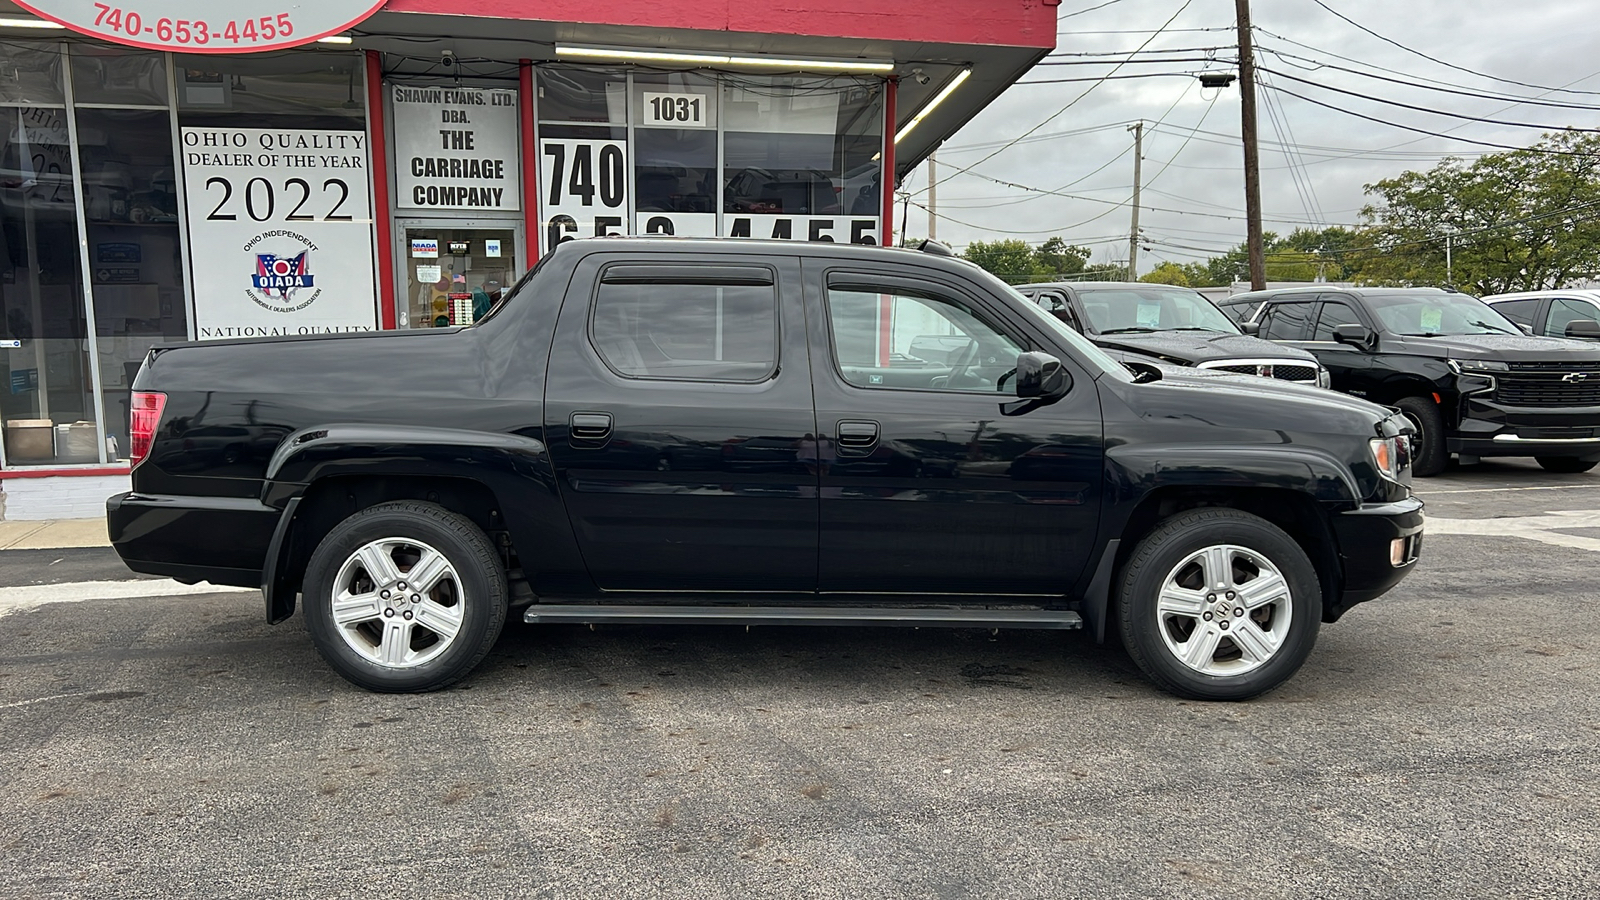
12,0 -> 384,52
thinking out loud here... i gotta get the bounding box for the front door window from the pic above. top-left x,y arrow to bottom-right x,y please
402,228 -> 516,328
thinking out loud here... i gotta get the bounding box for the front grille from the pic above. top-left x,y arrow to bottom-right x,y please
1208,362 -> 1319,383
1494,372 -> 1600,407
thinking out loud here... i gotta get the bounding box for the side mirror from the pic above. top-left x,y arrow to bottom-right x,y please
1239,321 -> 1261,336
1014,351 -> 1069,399
1004,352 -> 1070,415
1332,323 -> 1376,351
1565,319 -> 1600,340
1518,322 -> 1535,336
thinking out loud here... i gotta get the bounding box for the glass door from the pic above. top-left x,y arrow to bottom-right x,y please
398,224 -> 519,329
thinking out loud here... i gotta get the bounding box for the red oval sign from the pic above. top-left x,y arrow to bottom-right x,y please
12,1 -> 384,53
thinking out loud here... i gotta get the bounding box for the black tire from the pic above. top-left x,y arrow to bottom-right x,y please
1536,456 -> 1599,474
303,501 -> 507,692
1394,395 -> 1447,477
1117,508 -> 1321,701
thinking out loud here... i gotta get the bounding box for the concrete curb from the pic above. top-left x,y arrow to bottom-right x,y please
0,519 -> 112,550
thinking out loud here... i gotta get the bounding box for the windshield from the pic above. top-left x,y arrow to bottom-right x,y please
1074,287 -> 1241,335
996,283 -> 1132,381
1363,292 -> 1518,336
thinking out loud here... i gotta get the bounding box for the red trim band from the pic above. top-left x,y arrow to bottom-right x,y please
0,465 -> 131,480
366,49 -> 398,330
881,77 -> 896,246
520,60 -> 540,265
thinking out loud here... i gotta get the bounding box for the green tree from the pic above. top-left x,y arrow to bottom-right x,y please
1033,237 -> 1091,279
1359,131 -> 1600,293
1139,262 -> 1192,286
962,238 -> 1045,284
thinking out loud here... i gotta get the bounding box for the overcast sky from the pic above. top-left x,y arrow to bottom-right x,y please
906,0 -> 1600,273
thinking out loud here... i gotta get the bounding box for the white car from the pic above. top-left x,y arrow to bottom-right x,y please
1481,290 -> 1600,341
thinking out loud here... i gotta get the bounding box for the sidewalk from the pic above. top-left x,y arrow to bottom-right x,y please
0,519 -> 112,550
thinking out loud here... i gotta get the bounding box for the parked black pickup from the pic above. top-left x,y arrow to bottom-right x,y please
1218,286 -> 1600,476
108,239 -> 1423,701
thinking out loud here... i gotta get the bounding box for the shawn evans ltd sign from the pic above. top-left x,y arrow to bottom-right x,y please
392,86 -> 521,211
13,1 -> 383,52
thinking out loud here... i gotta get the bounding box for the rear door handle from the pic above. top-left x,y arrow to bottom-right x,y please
836,419 -> 880,456
570,412 -> 613,446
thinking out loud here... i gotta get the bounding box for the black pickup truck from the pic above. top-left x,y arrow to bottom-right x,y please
1218,286 -> 1600,475
108,239 -> 1423,701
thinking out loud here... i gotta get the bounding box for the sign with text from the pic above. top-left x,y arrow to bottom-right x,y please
640,91 -> 710,128
181,127 -> 377,339
13,1 -> 383,53
636,212 -> 717,238
726,215 -> 881,245
540,138 -> 629,253
393,85 -> 520,211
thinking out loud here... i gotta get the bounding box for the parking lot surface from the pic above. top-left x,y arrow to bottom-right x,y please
2,459 -> 1598,899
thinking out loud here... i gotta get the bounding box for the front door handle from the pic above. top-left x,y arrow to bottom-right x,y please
836,419 -> 880,456
570,412 -> 613,446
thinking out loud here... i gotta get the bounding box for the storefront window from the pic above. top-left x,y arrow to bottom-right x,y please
0,44 -> 66,106
77,108 -> 184,458
176,51 -> 365,125
0,103 -> 99,466
723,75 -> 882,220
633,72 -> 716,237
538,67 -> 627,125
70,47 -> 168,106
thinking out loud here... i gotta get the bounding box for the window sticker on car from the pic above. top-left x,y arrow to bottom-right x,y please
1421,307 -> 1443,332
1137,302 -> 1161,328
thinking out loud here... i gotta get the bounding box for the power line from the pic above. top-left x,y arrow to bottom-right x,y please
1258,65 -> 1600,133
1307,0 -> 1600,97
928,0 -> 1197,192
1260,46 -> 1600,111
1058,0 -> 1132,19
1261,82 -> 1600,155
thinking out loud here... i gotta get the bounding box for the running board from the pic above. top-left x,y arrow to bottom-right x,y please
523,604 -> 1082,629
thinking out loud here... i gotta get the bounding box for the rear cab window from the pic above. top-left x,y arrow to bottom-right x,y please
590,263 -> 779,382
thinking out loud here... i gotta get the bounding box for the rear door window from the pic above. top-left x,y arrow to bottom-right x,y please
1259,301 -> 1316,341
590,265 -> 778,382
1490,298 -> 1541,328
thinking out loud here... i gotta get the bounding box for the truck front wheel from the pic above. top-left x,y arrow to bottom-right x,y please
1117,509 -> 1320,701
303,501 -> 508,692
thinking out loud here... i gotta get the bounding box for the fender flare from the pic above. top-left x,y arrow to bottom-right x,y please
260,424 -> 554,624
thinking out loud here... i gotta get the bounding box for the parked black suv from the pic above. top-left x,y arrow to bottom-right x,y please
1218,286 -> 1600,475
1015,282 -> 1329,387
108,239 -> 1424,701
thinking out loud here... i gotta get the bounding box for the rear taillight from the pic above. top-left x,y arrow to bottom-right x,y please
129,391 -> 166,468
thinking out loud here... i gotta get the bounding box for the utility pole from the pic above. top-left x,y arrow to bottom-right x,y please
1235,0 -> 1266,290
928,151 -> 938,242
1127,120 -> 1143,282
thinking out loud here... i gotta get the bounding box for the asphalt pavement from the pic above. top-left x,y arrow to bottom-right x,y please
1,458 -> 1597,899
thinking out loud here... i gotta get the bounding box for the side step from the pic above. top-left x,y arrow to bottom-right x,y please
523,604 -> 1082,629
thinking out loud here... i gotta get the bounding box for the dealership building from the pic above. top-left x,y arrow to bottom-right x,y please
0,0 -> 1057,515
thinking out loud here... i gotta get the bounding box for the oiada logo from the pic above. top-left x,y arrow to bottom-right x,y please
243,231 -> 322,313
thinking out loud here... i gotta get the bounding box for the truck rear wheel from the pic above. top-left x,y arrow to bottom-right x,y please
303,501 -> 507,692
1117,509 -> 1320,701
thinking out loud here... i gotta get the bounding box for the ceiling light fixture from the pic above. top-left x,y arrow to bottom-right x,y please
555,45 -> 893,73
894,68 -> 970,145
0,16 -> 65,29
317,35 -> 355,45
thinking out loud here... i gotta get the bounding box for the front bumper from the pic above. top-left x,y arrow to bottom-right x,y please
107,491 -> 277,588
1328,495 -> 1425,620
1451,397 -> 1600,459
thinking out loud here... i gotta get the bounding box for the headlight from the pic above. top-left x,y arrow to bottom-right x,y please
1316,366 -> 1331,389
1447,358 -> 1508,374
1369,435 -> 1410,482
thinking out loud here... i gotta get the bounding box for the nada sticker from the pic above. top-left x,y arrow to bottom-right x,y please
411,238 -> 439,258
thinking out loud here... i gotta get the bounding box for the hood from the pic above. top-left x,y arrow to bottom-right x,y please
1391,332 -> 1600,363
1153,368 -> 1389,417
1092,330 -> 1318,365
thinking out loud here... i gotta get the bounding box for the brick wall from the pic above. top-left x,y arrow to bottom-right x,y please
0,474 -> 132,521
